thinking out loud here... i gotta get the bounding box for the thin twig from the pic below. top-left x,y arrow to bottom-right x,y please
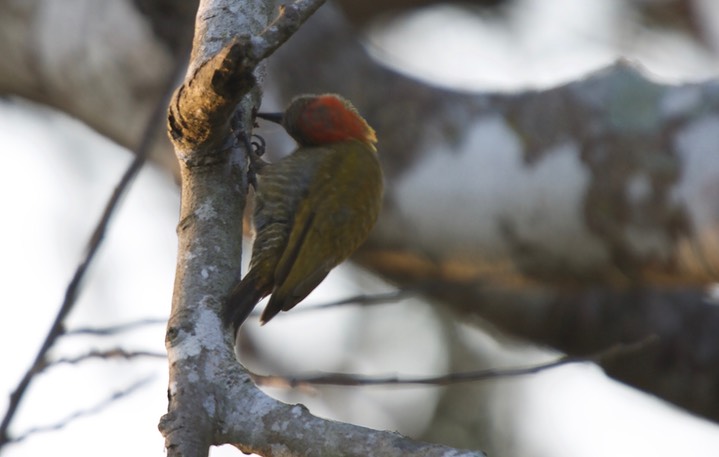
8,376 -> 155,445
251,335 -> 660,389
0,55 -> 186,449
309,289 -> 415,310
247,288 -> 415,317
65,318 -> 167,336
45,349 -> 166,369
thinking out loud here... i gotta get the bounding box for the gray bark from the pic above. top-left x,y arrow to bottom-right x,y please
158,0 -> 486,455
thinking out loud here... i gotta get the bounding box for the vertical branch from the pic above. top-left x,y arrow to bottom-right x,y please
160,0 -> 269,450
160,0 -> 484,455
160,1 -> 327,456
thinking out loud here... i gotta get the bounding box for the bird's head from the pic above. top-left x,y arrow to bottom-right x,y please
257,94 -> 377,151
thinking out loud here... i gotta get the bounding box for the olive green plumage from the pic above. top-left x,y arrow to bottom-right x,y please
223,94 -> 383,333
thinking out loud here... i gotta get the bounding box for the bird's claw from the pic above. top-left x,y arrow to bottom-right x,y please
251,134 -> 266,157
247,134 -> 269,190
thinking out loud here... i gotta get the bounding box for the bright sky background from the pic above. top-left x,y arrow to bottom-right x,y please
3,1 -> 719,456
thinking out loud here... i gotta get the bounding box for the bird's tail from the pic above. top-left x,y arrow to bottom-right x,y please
222,272 -> 270,335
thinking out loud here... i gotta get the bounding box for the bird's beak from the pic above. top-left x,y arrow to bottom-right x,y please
256,112 -> 284,125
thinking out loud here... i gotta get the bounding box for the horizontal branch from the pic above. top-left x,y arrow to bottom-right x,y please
244,288 -> 416,320
404,280 -> 719,422
249,337 -> 658,389
215,361 -> 486,457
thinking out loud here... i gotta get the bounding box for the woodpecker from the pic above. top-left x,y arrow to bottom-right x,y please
223,94 -> 383,334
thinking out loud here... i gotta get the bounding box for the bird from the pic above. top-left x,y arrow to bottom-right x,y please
223,93 -> 383,335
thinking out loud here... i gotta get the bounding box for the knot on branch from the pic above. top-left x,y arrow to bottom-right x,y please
166,0 -> 327,168
168,38 -> 257,165
210,38 -> 257,99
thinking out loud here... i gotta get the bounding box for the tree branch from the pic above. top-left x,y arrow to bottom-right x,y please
161,0 -> 485,455
244,288 -> 416,319
64,318 -> 167,336
46,350 -> 167,368
249,337 -> 659,389
223,399 -> 484,457
401,280 -> 719,422
167,0 -> 326,159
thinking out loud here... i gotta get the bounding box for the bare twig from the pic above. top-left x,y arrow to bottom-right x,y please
304,288 -> 416,310
247,288 -> 416,318
251,336 -> 660,389
8,376 -> 155,445
45,349 -> 166,369
0,52 -> 186,450
65,318 -> 167,337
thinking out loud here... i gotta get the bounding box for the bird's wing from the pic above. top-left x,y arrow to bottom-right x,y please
260,144 -> 382,323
